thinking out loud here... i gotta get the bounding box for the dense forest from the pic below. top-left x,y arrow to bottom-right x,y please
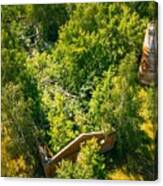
1,1 -> 157,180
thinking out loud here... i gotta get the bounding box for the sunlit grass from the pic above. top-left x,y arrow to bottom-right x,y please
107,167 -> 143,180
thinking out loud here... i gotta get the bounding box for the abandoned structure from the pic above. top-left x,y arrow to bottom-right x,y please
139,21 -> 158,85
38,131 -> 116,177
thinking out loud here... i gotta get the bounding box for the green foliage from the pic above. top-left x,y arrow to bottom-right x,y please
1,4 -> 69,52
88,52 -> 141,156
47,87 -> 81,152
31,4 -> 69,43
128,1 -> 158,20
1,83 -> 37,177
56,138 -> 106,179
55,160 -> 74,179
47,3 -> 147,94
1,2 -> 157,180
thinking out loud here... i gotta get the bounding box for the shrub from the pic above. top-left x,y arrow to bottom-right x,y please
56,138 -> 106,179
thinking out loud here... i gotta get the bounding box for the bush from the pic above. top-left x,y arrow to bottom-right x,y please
1,83 -> 37,177
56,138 -> 106,179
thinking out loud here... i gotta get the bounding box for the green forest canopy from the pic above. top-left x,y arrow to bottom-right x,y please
1,1 -> 157,180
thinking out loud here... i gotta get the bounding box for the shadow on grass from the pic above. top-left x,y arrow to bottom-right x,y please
105,128 -> 157,180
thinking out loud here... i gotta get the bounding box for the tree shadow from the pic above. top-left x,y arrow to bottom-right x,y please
105,127 -> 157,180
